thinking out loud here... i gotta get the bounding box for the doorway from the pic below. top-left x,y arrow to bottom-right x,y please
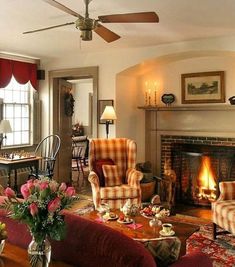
48,66 -> 98,183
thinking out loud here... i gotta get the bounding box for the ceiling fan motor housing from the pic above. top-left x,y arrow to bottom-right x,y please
76,17 -> 98,41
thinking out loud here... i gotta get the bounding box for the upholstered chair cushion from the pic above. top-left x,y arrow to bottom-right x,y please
102,165 -> 122,187
93,159 -> 114,186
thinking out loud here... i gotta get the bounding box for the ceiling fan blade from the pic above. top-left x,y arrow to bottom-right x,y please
98,12 -> 159,23
42,0 -> 82,18
94,23 -> 120,43
23,22 -> 75,34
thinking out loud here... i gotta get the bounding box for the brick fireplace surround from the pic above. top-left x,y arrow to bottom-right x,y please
142,105 -> 235,205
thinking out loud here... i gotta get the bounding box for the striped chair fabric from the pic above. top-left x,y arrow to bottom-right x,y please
88,138 -> 143,209
212,181 -> 235,237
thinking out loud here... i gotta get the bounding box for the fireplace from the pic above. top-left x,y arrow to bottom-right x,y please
161,135 -> 235,206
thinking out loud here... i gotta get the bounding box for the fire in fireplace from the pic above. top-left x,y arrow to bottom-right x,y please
196,156 -> 216,204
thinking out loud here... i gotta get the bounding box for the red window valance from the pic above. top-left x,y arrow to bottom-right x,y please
0,58 -> 37,90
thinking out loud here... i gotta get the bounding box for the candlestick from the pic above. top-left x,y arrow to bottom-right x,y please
148,88 -> 151,106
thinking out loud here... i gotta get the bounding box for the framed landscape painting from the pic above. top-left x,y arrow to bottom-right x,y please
181,71 -> 225,104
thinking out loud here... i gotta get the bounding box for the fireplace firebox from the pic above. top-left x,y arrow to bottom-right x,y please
161,135 -> 235,206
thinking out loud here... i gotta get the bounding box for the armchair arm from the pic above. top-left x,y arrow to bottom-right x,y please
88,171 -> 101,209
217,181 -> 235,201
126,168 -> 143,187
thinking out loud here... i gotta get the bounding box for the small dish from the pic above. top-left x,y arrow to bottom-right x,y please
159,230 -> 175,237
102,214 -> 118,221
117,218 -> 133,224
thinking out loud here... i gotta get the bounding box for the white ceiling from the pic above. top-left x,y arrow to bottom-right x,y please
1,0 -> 235,60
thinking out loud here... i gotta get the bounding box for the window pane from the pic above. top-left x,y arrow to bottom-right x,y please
14,132 -> 21,145
13,91 -> 21,103
22,131 -> 29,144
14,118 -> 21,131
20,92 -> 28,103
5,133 -> 13,146
4,93 -> 12,103
22,118 -> 29,131
5,105 -> 14,118
14,105 -> 22,118
22,105 -> 29,117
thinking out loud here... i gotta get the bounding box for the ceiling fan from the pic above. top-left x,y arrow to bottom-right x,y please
23,0 -> 159,43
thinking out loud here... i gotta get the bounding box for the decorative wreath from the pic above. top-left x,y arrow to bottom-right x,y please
64,92 -> 75,116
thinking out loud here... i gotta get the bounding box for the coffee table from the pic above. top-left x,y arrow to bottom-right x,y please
81,210 -> 199,257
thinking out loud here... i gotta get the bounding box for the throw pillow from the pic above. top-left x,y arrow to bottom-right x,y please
102,165 -> 122,187
144,237 -> 181,267
93,159 -> 114,187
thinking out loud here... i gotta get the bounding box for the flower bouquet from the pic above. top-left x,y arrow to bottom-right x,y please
2,177 -> 79,267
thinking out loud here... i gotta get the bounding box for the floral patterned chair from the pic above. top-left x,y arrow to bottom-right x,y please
212,181 -> 235,239
88,138 -> 143,209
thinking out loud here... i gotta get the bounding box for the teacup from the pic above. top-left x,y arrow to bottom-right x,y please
162,223 -> 173,234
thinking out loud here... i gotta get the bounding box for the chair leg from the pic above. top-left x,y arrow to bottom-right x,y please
213,223 -> 217,240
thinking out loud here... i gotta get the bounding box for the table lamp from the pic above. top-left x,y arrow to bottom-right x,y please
100,106 -> 117,139
0,120 -> 12,148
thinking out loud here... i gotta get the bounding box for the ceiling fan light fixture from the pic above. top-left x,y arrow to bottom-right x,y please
80,30 -> 92,41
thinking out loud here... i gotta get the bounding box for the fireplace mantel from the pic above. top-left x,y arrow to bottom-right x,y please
138,104 -> 235,111
140,104 -> 235,176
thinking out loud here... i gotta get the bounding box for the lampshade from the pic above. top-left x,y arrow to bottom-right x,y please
100,106 -> 117,120
0,120 -> 12,134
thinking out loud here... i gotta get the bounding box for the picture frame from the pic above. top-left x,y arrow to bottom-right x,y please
181,71 -> 225,104
98,99 -> 114,124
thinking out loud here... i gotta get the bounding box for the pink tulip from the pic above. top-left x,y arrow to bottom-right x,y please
48,197 -> 61,213
49,180 -> 58,192
59,182 -> 67,192
4,187 -> 16,198
20,184 -> 30,199
27,180 -> 35,190
29,203 -> 38,217
39,181 -> 49,191
65,187 -> 76,197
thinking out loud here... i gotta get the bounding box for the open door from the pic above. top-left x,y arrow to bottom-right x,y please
53,79 -> 73,183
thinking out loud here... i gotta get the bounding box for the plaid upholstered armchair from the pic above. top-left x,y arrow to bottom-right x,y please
212,181 -> 235,239
88,138 -> 143,209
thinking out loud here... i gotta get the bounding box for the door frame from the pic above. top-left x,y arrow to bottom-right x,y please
48,66 -> 98,180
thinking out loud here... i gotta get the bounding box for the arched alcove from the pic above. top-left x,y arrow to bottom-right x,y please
116,50 -> 235,164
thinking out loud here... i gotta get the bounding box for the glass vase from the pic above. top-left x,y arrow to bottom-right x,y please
0,239 -> 5,255
28,236 -> 51,267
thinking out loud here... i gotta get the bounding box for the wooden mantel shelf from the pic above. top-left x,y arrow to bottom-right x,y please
138,105 -> 235,111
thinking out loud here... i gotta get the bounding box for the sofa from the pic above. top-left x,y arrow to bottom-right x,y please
0,204 -> 212,266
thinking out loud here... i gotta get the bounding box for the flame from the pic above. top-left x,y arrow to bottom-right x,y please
197,156 -> 216,200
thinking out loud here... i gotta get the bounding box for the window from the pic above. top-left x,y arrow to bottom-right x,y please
0,76 -> 34,147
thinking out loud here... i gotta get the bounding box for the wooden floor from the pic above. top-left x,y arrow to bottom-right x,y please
174,203 -> 212,221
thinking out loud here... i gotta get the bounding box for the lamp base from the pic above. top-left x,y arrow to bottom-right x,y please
105,121 -> 110,139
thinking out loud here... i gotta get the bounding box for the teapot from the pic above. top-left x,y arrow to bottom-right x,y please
120,199 -> 139,216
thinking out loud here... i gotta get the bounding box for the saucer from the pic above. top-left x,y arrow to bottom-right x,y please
159,230 -> 175,237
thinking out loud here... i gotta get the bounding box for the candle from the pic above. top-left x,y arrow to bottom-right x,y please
154,81 -> 157,106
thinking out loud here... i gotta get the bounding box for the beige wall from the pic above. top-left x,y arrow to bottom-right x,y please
39,36 -> 235,164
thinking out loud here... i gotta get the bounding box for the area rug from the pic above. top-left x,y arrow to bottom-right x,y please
187,224 -> 235,267
168,215 -> 235,267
